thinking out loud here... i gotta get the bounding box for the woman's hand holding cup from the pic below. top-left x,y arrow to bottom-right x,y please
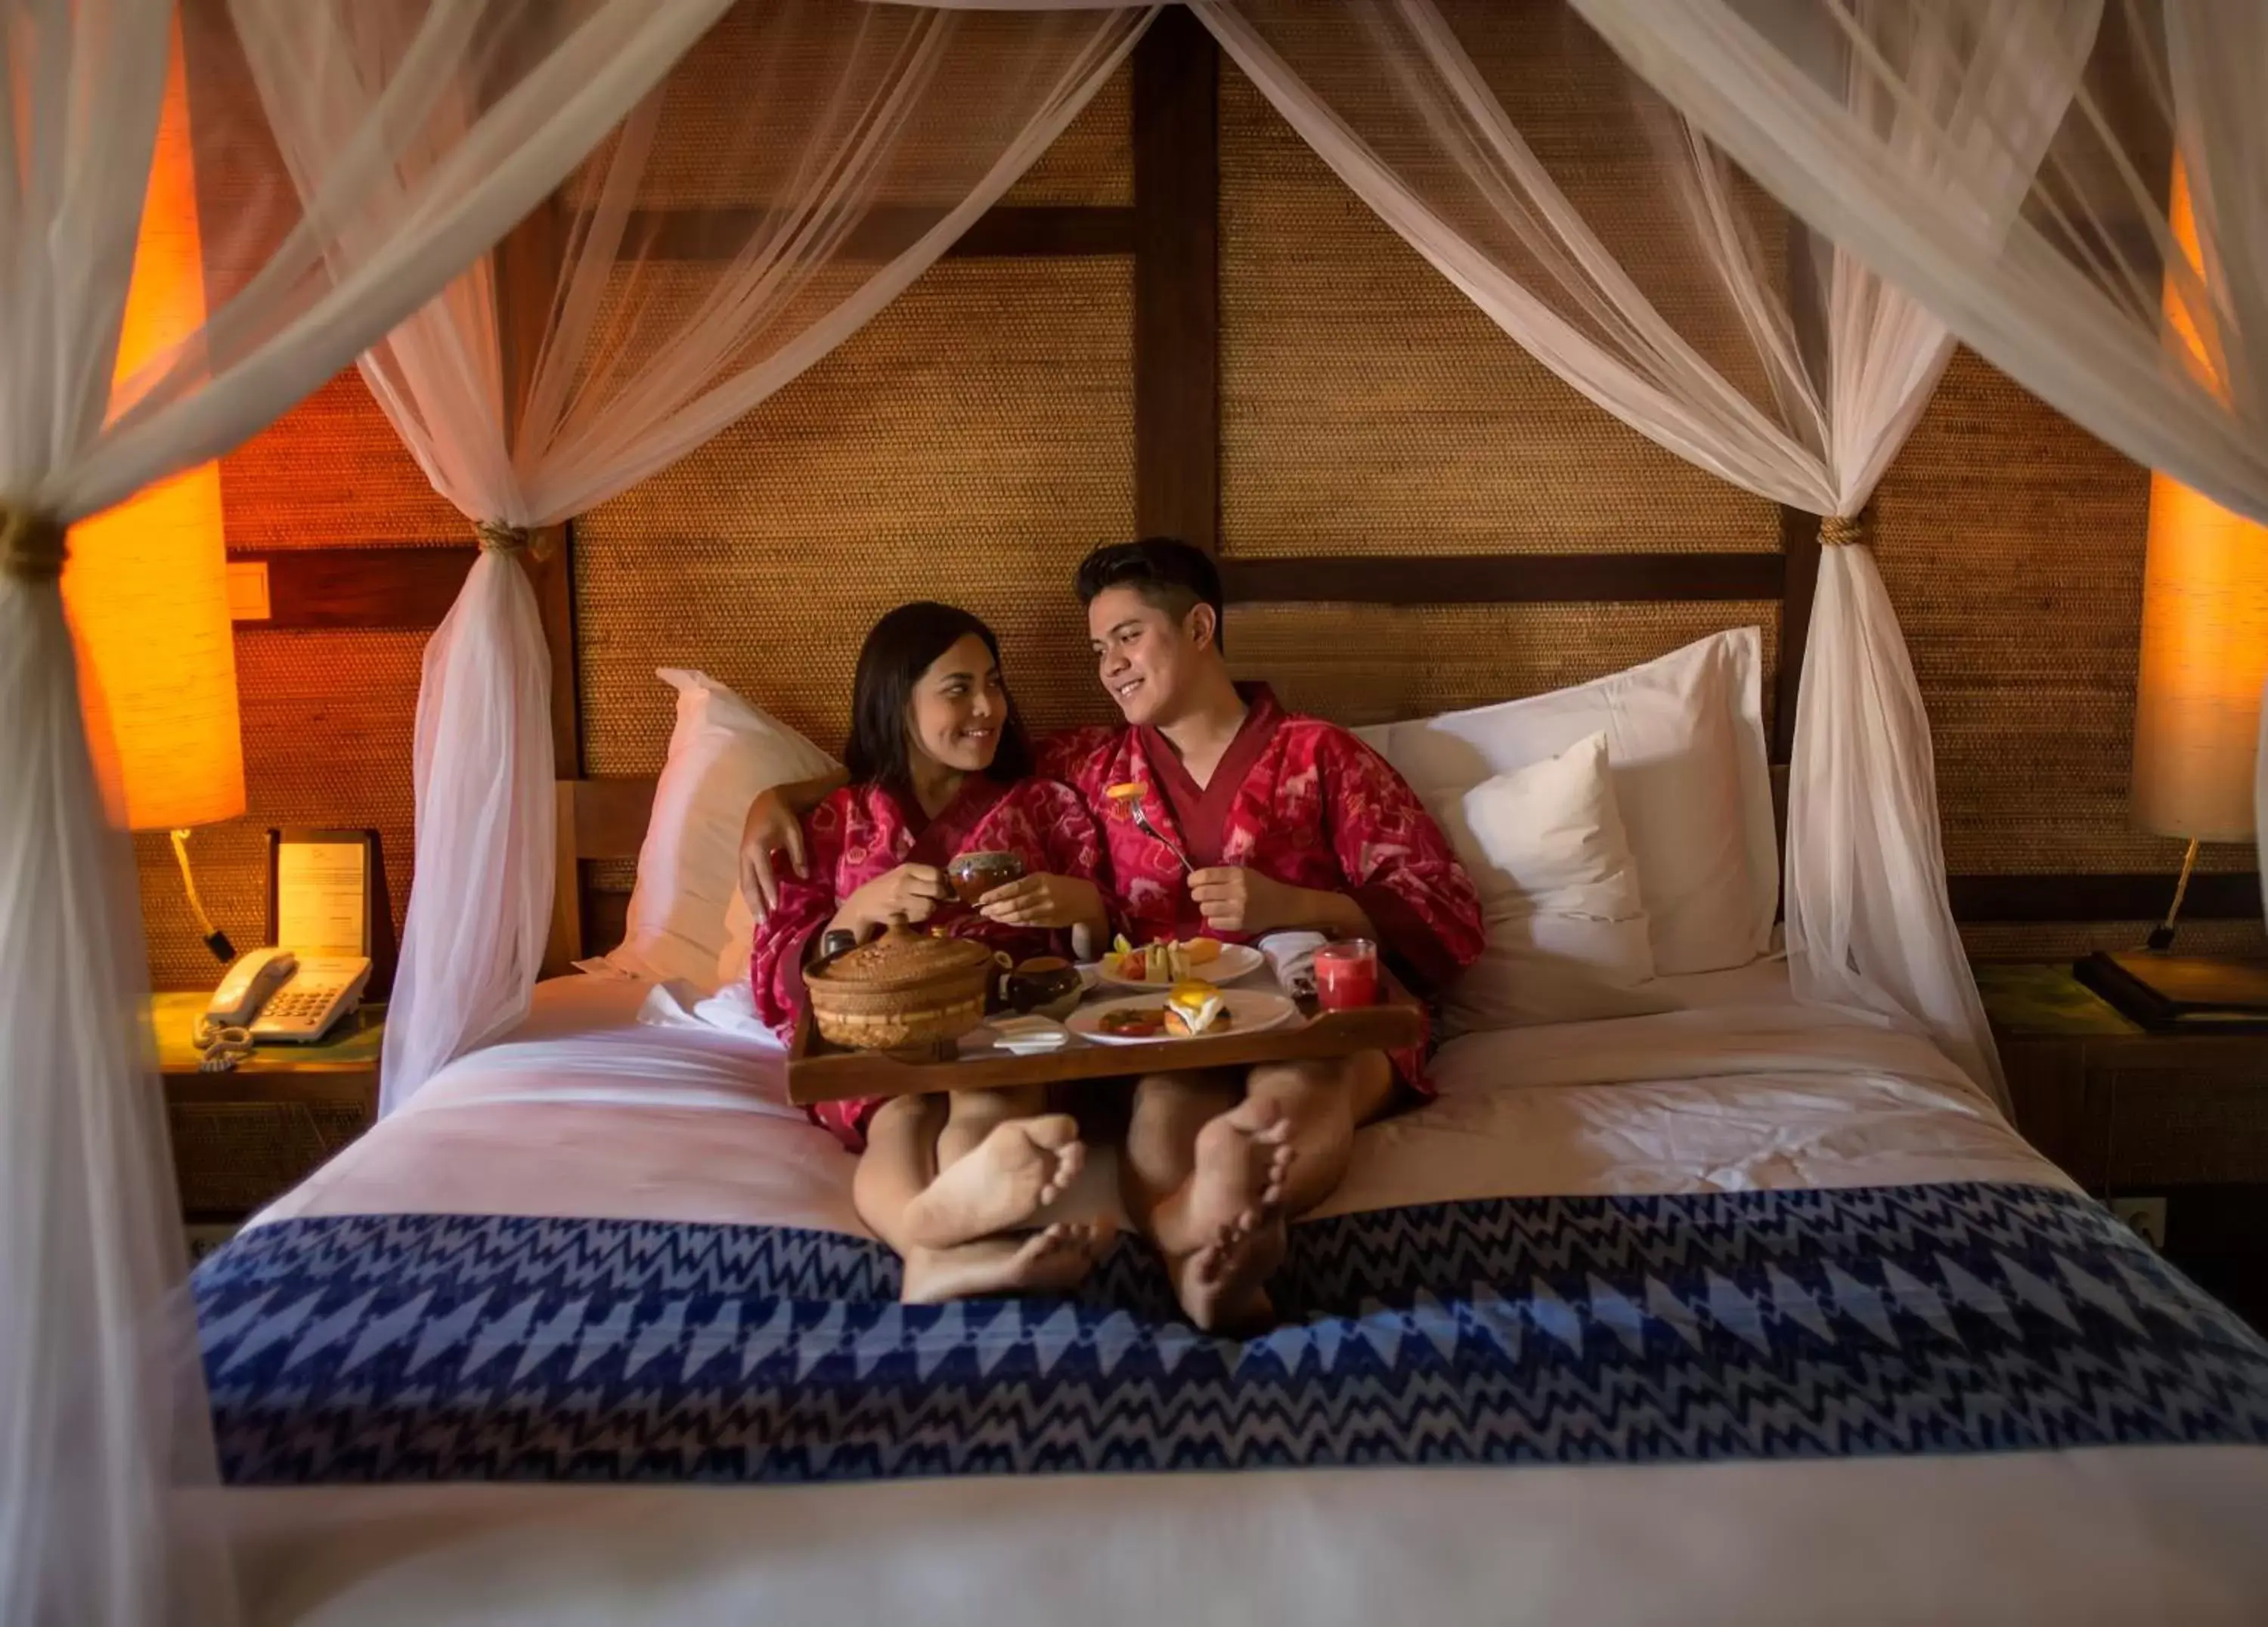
830,863 -> 952,939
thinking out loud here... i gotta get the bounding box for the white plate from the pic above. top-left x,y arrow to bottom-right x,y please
1093,943 -> 1266,990
1067,988 -> 1299,1046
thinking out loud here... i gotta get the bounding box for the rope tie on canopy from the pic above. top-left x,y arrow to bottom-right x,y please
0,503 -> 68,582
475,519 -> 544,558
1817,507 -> 1875,548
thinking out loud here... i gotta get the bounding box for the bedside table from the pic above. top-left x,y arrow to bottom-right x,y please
1977,964 -> 2267,1331
150,992 -> 383,1226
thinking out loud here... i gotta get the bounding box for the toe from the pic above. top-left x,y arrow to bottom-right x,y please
1238,1096 -> 1287,1133
1024,1114 -> 1081,1151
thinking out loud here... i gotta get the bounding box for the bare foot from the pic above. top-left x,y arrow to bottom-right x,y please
900,1221 -> 1110,1304
1174,1205 -> 1287,1334
1151,1096 -> 1294,1260
901,1114 -> 1086,1250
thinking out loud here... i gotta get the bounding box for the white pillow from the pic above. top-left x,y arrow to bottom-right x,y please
1357,628 -> 1774,975
605,669 -> 838,988
1434,733 -> 1672,1033
716,886 -> 755,992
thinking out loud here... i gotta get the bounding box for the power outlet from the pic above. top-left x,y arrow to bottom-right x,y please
2112,1196 -> 2169,1251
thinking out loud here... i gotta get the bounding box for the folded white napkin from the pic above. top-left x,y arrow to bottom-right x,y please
971,1015 -> 1071,1055
636,978 -> 782,1045
1257,931 -> 1327,996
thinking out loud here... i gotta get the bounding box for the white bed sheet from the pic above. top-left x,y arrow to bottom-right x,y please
222,972 -> 2268,1626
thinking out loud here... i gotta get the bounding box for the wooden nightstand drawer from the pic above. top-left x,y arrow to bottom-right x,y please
2106,1068 -> 2268,1188
150,992 -> 382,1223
167,1099 -> 370,1218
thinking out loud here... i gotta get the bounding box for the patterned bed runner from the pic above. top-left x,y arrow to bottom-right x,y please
196,1182 -> 2268,1485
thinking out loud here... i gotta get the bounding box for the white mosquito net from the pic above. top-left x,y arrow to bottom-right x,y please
19,2 -> 2242,1618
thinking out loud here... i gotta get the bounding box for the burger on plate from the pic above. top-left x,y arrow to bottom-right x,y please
1163,980 -> 1232,1037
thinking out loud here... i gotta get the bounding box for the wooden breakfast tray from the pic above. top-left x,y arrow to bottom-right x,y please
785,980 -> 1424,1107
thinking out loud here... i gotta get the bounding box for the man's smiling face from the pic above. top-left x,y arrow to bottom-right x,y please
1089,583 -> 1210,727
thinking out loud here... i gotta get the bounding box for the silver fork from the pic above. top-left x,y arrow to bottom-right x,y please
1127,798 -> 1191,872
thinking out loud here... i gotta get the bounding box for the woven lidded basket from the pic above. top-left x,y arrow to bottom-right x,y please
807,915 -> 993,1052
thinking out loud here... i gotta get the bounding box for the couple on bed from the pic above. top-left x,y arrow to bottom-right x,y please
739,538 -> 1484,1330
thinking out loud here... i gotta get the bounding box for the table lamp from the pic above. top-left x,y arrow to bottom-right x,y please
63,28 -> 244,963
2074,164 -> 2268,1024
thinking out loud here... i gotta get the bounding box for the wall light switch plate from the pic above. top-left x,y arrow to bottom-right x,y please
2112,1196 -> 2168,1251
226,559 -> 271,621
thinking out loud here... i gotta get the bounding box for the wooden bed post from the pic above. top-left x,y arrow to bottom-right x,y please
491,196 -> 582,779
1774,226 -> 1828,768
1133,9 -> 1220,557
494,197 -> 587,975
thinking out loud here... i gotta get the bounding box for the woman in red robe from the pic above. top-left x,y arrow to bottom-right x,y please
751,603 -> 1114,1303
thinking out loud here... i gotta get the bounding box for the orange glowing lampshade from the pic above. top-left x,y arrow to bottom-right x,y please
2130,160 -> 2268,843
61,35 -> 243,833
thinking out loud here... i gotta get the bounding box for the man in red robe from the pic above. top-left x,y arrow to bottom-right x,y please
741,541 -> 1483,1330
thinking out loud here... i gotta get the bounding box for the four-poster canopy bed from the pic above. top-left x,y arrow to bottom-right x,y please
8,2 -> 2268,1622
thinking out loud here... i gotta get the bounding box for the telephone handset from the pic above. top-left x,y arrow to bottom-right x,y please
206,947 -> 297,1029
200,945 -> 372,1050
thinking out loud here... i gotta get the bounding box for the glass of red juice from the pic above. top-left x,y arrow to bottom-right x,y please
1314,939 -> 1380,1010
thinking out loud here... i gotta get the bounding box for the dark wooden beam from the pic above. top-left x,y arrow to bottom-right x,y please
1132,9 -> 1219,555
246,546 -> 1791,626
233,547 -> 474,630
491,199 -> 583,776
623,204 -> 1134,262
1774,505 -> 1820,762
1950,872 -> 2261,924
1220,552 -> 1785,605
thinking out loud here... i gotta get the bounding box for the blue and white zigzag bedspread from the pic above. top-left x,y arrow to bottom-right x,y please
195,1180 -> 2268,1486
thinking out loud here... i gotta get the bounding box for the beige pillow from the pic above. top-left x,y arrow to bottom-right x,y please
1435,732 -> 1673,1034
605,669 -> 837,988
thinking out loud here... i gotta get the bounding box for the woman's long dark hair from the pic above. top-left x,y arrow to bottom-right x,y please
843,601 -> 1033,801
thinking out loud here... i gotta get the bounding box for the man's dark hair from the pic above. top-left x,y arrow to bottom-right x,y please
843,600 -> 1033,801
1074,537 -> 1225,652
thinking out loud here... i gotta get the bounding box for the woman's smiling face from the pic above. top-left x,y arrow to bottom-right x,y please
908,631 -> 1007,774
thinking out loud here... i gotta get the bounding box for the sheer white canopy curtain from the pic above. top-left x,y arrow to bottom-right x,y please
1184,0 -> 2086,1099
0,2 -> 741,1622
325,2 -> 1155,1114
1569,0 -> 2268,907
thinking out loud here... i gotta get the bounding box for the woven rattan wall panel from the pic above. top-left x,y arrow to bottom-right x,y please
138,630 -> 420,990
575,254 -> 1132,779
144,358 -> 442,984
1869,348 -> 2243,884
1217,60 -> 1780,559
573,19 -> 1129,210
218,370 -> 464,547
1005,59 -> 1129,207
1227,602 -> 1780,733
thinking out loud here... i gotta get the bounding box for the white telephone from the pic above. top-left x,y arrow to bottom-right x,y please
203,946 -> 372,1045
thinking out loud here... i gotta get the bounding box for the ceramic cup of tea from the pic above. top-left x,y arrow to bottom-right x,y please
1000,955 -> 1083,1018
947,850 -> 1026,905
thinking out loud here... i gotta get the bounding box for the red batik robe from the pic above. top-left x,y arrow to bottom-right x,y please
1036,684 -> 1484,1096
751,776 -> 1105,1151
